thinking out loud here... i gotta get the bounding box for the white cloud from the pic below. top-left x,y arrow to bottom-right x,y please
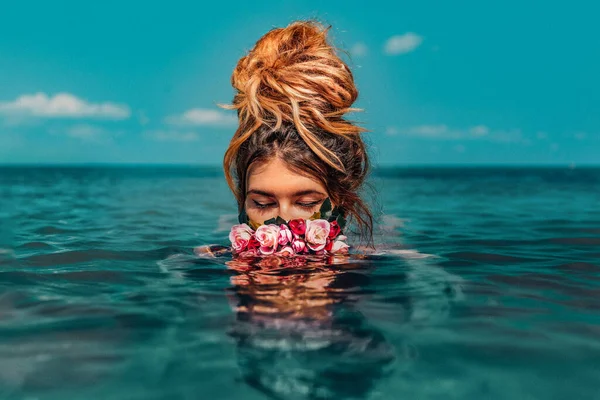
165,108 -> 236,127
0,93 -> 130,119
469,125 -> 489,136
387,124 -> 529,143
350,42 -> 368,57
145,130 -> 200,142
384,33 -> 423,55
407,125 -> 448,137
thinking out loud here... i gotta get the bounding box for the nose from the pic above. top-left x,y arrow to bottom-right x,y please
277,202 -> 300,222
277,203 -> 294,222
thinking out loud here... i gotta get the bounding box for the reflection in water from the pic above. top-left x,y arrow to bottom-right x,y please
225,255 -> 395,399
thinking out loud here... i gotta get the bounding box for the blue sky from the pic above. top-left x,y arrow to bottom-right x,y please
1,0 -> 598,166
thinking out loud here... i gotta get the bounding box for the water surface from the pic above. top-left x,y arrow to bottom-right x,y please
1,166 -> 599,399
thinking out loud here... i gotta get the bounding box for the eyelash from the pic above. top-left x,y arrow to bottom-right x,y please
252,200 -> 322,210
298,200 -> 322,209
253,201 -> 274,209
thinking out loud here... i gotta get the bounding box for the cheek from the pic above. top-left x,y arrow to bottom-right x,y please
245,209 -> 272,225
244,200 -> 277,225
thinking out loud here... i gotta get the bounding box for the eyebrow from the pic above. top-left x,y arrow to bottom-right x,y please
246,189 -> 326,198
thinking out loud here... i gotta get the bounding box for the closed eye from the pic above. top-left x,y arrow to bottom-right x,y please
253,200 -> 276,209
297,200 -> 323,209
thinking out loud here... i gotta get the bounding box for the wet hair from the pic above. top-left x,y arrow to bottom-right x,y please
223,20 -> 372,241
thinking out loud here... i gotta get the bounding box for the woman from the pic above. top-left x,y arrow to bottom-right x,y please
225,19 -> 370,230
183,20 -> 462,398
192,20 -> 395,397
196,20 -> 372,258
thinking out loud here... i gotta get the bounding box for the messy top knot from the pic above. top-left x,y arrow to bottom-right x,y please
224,20 -> 364,171
223,20 -> 373,241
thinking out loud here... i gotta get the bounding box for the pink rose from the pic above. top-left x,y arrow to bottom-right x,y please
278,224 -> 292,246
275,246 -> 294,257
328,221 -> 341,239
288,219 -> 306,236
229,223 -> 254,253
255,224 -> 281,255
292,238 -> 306,253
330,240 -> 349,254
305,219 -> 330,252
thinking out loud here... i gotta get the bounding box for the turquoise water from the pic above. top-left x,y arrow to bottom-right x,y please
2,166 -> 600,399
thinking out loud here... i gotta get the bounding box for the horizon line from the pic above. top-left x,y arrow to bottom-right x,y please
0,162 -> 597,169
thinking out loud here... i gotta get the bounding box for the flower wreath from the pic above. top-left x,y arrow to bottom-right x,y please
229,198 -> 349,257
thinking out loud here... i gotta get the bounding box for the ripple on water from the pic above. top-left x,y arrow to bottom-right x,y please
18,247 -> 191,267
547,237 -> 600,245
555,262 -> 600,273
17,242 -> 56,250
444,251 -> 543,264
32,226 -> 74,235
4,166 -> 600,399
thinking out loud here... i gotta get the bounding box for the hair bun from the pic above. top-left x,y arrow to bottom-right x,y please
226,20 -> 365,171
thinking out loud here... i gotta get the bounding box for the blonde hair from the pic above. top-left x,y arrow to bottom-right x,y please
223,21 -> 372,240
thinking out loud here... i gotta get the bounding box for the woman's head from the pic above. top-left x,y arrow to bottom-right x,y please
223,21 -> 372,241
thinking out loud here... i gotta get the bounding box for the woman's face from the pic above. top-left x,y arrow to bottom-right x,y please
245,157 -> 329,224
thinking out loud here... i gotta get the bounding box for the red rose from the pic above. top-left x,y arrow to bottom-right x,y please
328,221 -> 341,239
288,219 -> 306,236
325,239 -> 333,252
247,236 -> 260,250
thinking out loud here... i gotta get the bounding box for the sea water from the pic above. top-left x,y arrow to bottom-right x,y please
1,166 -> 599,399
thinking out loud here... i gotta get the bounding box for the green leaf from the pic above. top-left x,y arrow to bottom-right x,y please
336,212 -> 347,230
275,216 -> 287,225
319,198 -> 332,217
328,206 -> 340,222
263,217 -> 277,225
238,209 -> 249,224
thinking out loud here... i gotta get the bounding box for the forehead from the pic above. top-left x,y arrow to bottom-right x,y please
247,158 -> 326,195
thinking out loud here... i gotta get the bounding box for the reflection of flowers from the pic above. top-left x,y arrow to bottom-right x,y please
229,218 -> 348,257
275,246 -> 294,257
225,254 -> 396,400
